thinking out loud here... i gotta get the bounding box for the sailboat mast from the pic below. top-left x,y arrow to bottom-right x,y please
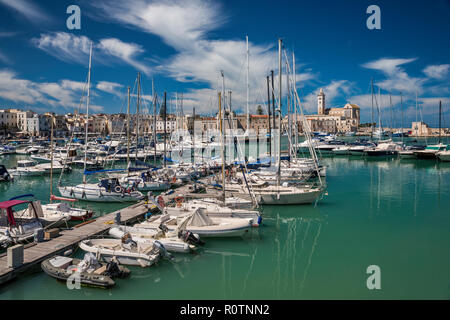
246,35 -> 250,132
152,79 -> 156,166
415,92 -> 418,123
378,86 -> 382,134
127,86 -> 130,168
400,92 -> 404,145
163,91 -> 167,168
135,72 -> 141,162
293,52 -> 298,156
192,106 -> 196,163
439,100 -> 442,144
83,42 -> 92,184
221,71 -> 225,134
371,78 -> 374,140
389,92 -> 393,134
49,113 -> 54,200
277,38 -> 282,190
271,70 -> 275,131
218,92 -> 225,204
286,59 -> 291,162
266,76 -> 272,161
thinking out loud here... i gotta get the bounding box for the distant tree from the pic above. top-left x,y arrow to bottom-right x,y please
256,105 -> 264,115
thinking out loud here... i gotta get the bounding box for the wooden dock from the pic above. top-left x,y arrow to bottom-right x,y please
0,201 -> 158,286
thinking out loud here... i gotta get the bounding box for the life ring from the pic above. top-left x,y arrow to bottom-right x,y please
114,185 -> 123,193
175,196 -> 184,207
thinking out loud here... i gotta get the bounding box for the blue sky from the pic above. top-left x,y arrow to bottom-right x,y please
0,0 -> 448,127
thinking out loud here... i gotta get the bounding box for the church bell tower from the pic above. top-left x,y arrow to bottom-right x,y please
318,88 -> 325,115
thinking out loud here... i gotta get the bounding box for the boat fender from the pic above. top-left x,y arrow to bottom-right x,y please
257,215 -> 263,226
82,191 -> 87,199
70,188 -> 74,196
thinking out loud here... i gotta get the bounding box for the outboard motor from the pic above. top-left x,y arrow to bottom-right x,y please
158,223 -> 169,233
153,240 -> 173,261
105,260 -> 124,278
179,230 -> 204,246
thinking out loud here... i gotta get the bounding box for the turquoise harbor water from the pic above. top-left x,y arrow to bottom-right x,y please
0,137 -> 449,299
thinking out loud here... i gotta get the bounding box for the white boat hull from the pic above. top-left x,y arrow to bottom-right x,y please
437,151 -> 450,162
257,189 -> 322,205
79,239 -> 160,267
58,185 -> 143,202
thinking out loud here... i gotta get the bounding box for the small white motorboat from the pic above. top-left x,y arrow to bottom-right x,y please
58,178 -> 144,202
0,199 -> 44,248
332,146 -> 351,155
164,198 -> 261,227
78,238 -> 162,267
348,145 -> 368,156
15,200 -> 69,228
16,146 -> 40,155
34,161 -> 70,174
119,175 -> 171,192
47,195 -> 94,221
137,209 -> 253,238
9,160 -> 45,177
108,225 -> 201,253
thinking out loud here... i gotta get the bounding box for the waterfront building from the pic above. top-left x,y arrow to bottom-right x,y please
411,121 -> 432,136
26,114 -> 40,136
250,114 -> 269,134
0,109 -> 19,134
304,88 -> 360,133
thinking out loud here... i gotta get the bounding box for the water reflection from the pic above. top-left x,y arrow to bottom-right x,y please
261,206 -> 326,298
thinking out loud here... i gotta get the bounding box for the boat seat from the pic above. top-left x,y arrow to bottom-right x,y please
142,245 -> 155,255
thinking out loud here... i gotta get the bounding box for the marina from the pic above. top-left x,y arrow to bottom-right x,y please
0,148 -> 448,299
0,134 -> 449,299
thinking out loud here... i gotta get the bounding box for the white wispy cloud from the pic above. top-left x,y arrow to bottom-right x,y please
0,69 -> 103,111
361,57 -> 425,94
98,38 -> 151,75
96,81 -> 124,97
0,0 -> 51,23
32,32 -> 152,75
32,32 -> 91,64
90,0 -> 226,51
423,64 -> 450,80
